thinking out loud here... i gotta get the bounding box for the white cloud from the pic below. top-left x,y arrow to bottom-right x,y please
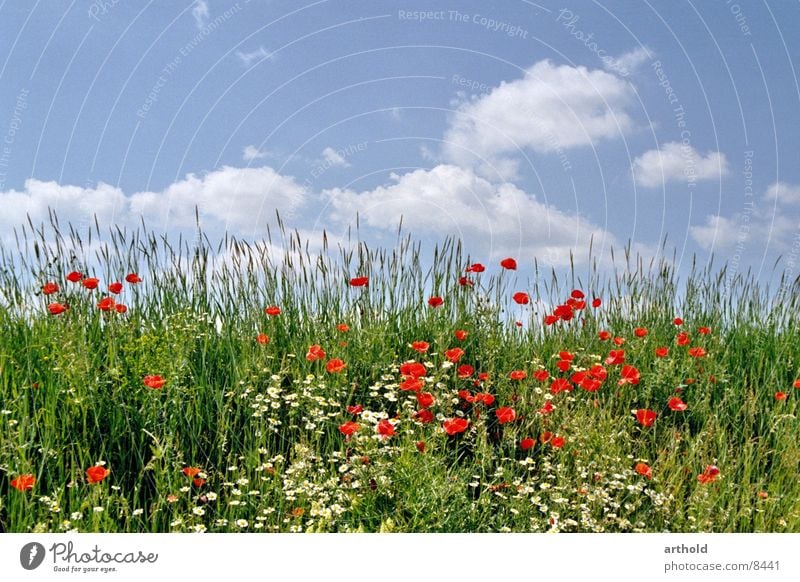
764,181 -> 800,205
0,166 -> 307,242
442,60 -> 637,179
242,145 -> 269,161
632,142 -> 729,188
235,46 -> 273,67
321,147 -> 351,168
606,46 -> 651,76
191,0 -> 210,29
322,164 -> 617,266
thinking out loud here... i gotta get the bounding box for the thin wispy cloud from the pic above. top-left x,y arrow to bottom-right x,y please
235,46 -> 273,67
191,0 -> 210,29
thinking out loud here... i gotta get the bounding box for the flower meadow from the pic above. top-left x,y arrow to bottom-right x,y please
1,218 -> 799,533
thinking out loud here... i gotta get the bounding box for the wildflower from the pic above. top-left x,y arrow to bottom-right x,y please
444,347 -> 465,363
676,332 -> 690,346
264,306 -> 281,316
544,315 -> 558,325
400,377 -> 424,392
349,276 -> 369,287
539,431 -> 553,444
598,330 -> 611,341
534,369 -> 549,382
500,258 -> 517,270
465,263 -> 485,273
257,333 -> 270,345
115,304 -> 128,314
443,417 -> 469,435
496,407 -> 516,424
635,409 -> 657,427
698,326 -> 711,335
125,273 -> 142,283
193,478 -> 206,487
458,277 -> 473,286
97,296 -> 116,311
48,303 -> 68,315
306,344 -> 326,362
428,296 -> 443,308
655,347 -> 669,358
143,375 -> 165,390
553,304 -> 574,321
635,463 -> 652,479
338,421 -> 360,437
550,378 -> 572,394
668,397 -> 688,411
605,350 -> 625,365
346,405 -> 363,415
11,474 -> 36,492
520,438 -> 535,451
634,327 -> 648,337
182,467 -> 201,477
376,419 -> 396,438
538,401 -> 554,415
775,392 -> 788,402
42,282 -> 59,295
457,365 -> 474,378
551,436 -> 566,449
794,380 -> 800,389
416,441 -> 426,453
414,410 -> 434,424
592,297 -> 602,308
513,292 -> 530,305
336,323 -> 350,332
619,365 -> 640,386
509,370 -> 527,381
454,329 -> 468,341
411,341 -> 430,353
673,317 -> 683,325
417,392 -> 435,408
688,347 -> 707,358
697,465 -> 720,484
66,271 -> 83,283
82,277 -> 99,290
612,336 -> 626,346
86,465 -> 110,484
108,282 -> 123,294
326,359 -> 346,373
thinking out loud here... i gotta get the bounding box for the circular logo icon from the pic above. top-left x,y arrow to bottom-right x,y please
20,542 -> 46,570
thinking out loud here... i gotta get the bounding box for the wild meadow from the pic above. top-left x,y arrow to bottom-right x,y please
1,215 -> 799,533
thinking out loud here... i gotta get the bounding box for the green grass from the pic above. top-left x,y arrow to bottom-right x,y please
0,216 -> 798,532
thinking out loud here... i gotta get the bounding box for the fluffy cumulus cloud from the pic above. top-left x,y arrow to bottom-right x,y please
442,60 -> 637,178
633,142 -> 729,187
764,181 -> 800,205
322,164 -> 616,266
0,166 -> 307,242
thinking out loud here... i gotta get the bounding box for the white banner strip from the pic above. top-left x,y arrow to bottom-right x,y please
1,533 -> 798,581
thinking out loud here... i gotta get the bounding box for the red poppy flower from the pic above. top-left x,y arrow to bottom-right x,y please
676,332 -> 690,346
465,263 -> 485,273
349,276 -> 369,287
538,400 -> 554,415
495,407 -> 516,424
655,347 -> 669,358
336,323 -> 350,332
10,474 -> 36,492
478,372 -> 489,381
605,349 -> 625,365
454,329 -> 468,341
793,379 -> 800,389
458,276 -> 473,287
474,392 -> 495,406
125,273 -> 142,284
86,465 -> 110,484
556,359 -> 571,372
442,417 -> 469,435
550,378 -> 573,394
592,297 -> 602,308
589,365 -> 607,380
598,330 -> 611,341
182,467 -> 201,478
115,304 -> 128,314
673,317 -> 683,325
520,437 -> 535,451
619,365 -> 640,386
97,296 -> 116,311
416,441 -> 426,452
400,361 -> 427,377
82,277 -> 100,290
513,292 -> 530,305
66,271 -> 83,283
553,304 -> 574,321
635,409 -> 657,427
377,419 -> 396,438
698,326 -> 711,335
697,465 -> 720,484
410,341 -> 430,353
544,314 -> 558,325
42,282 -> 59,295
428,296 -> 443,308
509,370 -> 527,381
551,436 -> 566,449
688,347 -> 707,358
415,409 -> 434,423
265,305 -> 281,316
612,336 -> 626,346
539,431 -> 553,444
444,348 -> 465,363
775,391 -> 788,402
193,478 -> 206,487
143,375 -> 165,390
457,365 -> 474,379
635,463 -> 652,479
500,257 -> 517,270
48,302 -> 68,315
257,333 -> 270,345
417,392 -> 435,408
400,377 -> 424,392
534,369 -> 549,382
579,377 -> 602,392
108,282 -> 123,294
326,358 -> 346,373
634,327 -> 648,337
668,397 -> 688,411
306,344 -> 327,362
339,421 -> 360,437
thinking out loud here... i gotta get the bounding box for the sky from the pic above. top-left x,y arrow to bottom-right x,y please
0,0 -> 799,284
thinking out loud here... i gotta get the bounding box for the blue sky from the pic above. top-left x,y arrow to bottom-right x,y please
1,0 -> 799,282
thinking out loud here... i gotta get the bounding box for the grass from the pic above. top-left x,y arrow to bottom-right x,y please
0,214 -> 799,533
